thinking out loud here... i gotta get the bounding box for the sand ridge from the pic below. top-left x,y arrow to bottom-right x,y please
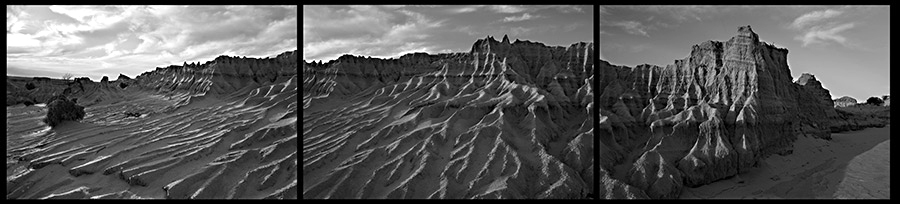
7,54 -> 298,199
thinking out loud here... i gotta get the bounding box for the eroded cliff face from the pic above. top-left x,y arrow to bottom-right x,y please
598,26 -> 838,198
6,76 -> 71,105
302,36 -> 594,198
6,51 -> 297,107
134,50 -> 297,96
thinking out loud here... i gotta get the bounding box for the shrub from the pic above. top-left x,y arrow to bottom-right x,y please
25,82 -> 36,90
866,97 -> 885,106
42,96 -> 85,127
62,73 -> 73,82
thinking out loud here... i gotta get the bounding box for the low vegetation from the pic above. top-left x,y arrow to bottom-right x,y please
866,97 -> 885,106
43,96 -> 86,127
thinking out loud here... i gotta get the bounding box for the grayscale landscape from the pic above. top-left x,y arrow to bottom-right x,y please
598,5 -> 889,199
7,5 -> 298,199
303,5 -> 595,199
300,5 -> 890,200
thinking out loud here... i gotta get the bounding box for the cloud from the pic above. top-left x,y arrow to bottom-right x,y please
489,5 -> 527,13
790,9 -> 843,29
7,7 -> 27,33
564,5 -> 585,13
7,5 -> 297,80
303,6 -> 444,62
548,5 -> 585,13
7,33 -> 41,47
303,5 -> 591,62
453,26 -> 478,36
449,5 -> 483,13
507,25 -> 557,38
509,27 -> 533,36
789,9 -> 857,48
48,6 -> 130,26
629,44 -> 650,53
637,6 -> 716,22
502,13 -> 539,22
563,23 -> 580,32
796,23 -> 855,46
611,21 -> 650,37
599,6 -> 608,15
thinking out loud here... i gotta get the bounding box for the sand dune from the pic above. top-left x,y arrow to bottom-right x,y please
6,51 -> 298,199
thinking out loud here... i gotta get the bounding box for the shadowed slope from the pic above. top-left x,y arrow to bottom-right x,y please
303,36 -> 594,199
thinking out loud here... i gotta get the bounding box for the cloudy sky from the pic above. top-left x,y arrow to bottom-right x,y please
7,5 -> 297,81
600,6 -> 890,101
303,5 -> 593,63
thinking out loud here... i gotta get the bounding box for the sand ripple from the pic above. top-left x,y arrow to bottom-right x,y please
6,76 -> 297,199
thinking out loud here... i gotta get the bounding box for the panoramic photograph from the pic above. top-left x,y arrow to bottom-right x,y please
7,5 -> 297,199
598,5 -> 889,199
303,5 -> 594,199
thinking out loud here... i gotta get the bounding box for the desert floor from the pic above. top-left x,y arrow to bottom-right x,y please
6,77 -> 297,199
682,125 -> 890,199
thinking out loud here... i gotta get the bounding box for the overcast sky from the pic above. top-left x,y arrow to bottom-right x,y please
7,5 -> 297,81
303,5 -> 593,63
600,5 -> 890,101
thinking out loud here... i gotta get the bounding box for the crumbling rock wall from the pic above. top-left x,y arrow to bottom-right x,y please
303,37 -> 594,198
598,26 -> 839,198
134,50 -> 297,96
5,77 -> 71,106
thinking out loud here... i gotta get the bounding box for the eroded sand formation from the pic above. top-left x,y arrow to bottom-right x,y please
597,26 -> 888,198
303,36 -> 594,198
6,50 -> 298,199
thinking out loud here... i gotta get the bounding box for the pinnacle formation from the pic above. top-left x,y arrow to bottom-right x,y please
597,26 -> 844,198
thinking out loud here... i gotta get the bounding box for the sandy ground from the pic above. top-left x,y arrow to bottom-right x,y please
681,125 -> 890,199
6,76 -> 298,199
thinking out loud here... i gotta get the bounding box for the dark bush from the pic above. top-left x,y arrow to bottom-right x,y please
120,82 -> 128,89
43,96 -> 85,127
866,97 -> 885,106
24,101 -> 34,106
25,82 -> 36,90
